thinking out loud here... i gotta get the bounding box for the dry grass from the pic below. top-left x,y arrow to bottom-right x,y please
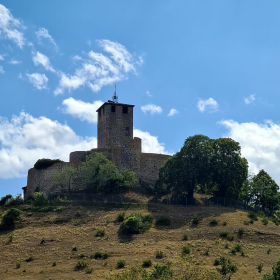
0,200 -> 280,279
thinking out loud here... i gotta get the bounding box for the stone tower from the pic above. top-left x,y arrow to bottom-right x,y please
96,101 -> 135,149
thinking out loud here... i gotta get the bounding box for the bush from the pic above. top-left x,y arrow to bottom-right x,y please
95,228 -> 105,237
248,211 -> 258,221
74,260 -> 88,270
262,258 -> 280,279
116,259 -> 125,269
25,256 -> 34,262
214,259 -> 220,266
155,216 -> 171,226
227,235 -> 234,241
0,194 -> 12,206
85,267 -> 93,274
217,257 -> 237,277
5,194 -> 23,207
72,246 -> 78,251
16,262 -> 21,269
142,259 -> 152,267
182,233 -> 188,241
33,193 -> 49,206
238,228 -> 245,238
1,208 -> 21,228
116,212 -> 125,223
219,231 -> 229,238
257,263 -> 263,273
149,264 -> 173,279
192,215 -> 199,225
262,218 -> 268,225
156,251 -> 164,259
93,252 -> 103,259
222,221 -> 227,226
209,219 -> 218,226
272,218 -> 279,226
182,246 -> 191,254
120,213 -> 153,234
34,158 -> 63,169
235,244 -> 242,252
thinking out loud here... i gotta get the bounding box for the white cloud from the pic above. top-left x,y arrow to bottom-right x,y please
0,4 -> 25,48
168,108 -> 178,117
244,94 -> 255,104
32,51 -> 55,72
62,98 -> 103,123
0,112 -> 96,178
26,73 -> 48,90
141,104 -> 163,115
0,66 -> 4,73
9,59 -> 21,64
35,27 -> 58,51
54,40 -> 139,95
146,90 -> 152,97
134,129 -> 171,154
220,119 -> 280,185
72,55 -> 82,61
0,55 -> 4,60
197,97 -> 218,112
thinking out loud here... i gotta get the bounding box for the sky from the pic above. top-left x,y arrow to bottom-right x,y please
1,1 -> 280,197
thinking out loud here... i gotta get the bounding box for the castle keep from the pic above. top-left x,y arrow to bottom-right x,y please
24,100 -> 171,199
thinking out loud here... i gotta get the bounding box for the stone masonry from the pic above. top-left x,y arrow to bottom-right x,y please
24,100 -> 171,199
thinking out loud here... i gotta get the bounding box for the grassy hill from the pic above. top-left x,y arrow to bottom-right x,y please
1,194 -> 280,279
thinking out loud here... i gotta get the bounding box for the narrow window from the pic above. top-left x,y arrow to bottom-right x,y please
111,105 -> 116,112
125,127 -> 130,136
123,106 -> 128,114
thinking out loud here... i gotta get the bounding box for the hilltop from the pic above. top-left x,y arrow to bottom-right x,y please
0,194 -> 280,280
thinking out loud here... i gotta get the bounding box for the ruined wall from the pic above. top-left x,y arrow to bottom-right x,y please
69,151 -> 88,163
140,153 -> 171,185
26,162 -> 82,199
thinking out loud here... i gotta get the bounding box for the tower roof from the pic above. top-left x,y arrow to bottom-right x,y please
96,101 -> 135,112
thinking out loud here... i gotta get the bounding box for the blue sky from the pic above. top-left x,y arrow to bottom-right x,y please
1,1 -> 280,197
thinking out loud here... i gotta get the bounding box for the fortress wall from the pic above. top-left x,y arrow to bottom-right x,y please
140,153 -> 171,185
69,151 -> 88,163
121,137 -> 142,179
26,162 -> 82,199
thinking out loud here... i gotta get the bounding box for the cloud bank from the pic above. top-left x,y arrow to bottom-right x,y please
0,112 -> 97,178
220,119 -> 280,185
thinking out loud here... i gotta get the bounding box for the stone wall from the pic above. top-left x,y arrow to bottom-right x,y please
26,162 -> 82,199
140,153 -> 171,185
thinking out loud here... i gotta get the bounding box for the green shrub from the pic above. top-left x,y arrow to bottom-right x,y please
267,248 -> 271,254
74,260 -> 88,270
120,213 -> 153,234
217,257 -> 237,277
1,208 -> 21,228
85,267 -> 93,274
25,256 -> 34,262
103,252 -> 109,259
262,218 -> 268,225
16,262 -> 21,269
214,259 -> 220,266
95,228 -> 105,237
209,219 -> 218,226
0,194 -> 12,206
222,221 -> 227,226
52,262 -> 56,267
231,249 -> 236,255
34,158 -> 63,169
72,246 -> 78,251
116,259 -> 125,269
248,211 -> 258,221
227,235 -> 234,241
238,228 -> 244,238
142,259 -> 152,267
182,233 -> 188,241
249,219 -> 254,224
272,218 -> 279,226
5,194 -> 23,207
150,263 -> 173,279
257,263 -> 263,273
262,258 -> 280,279
235,244 -> 242,252
156,251 -> 164,259
78,253 -> 85,258
192,215 -> 199,225
116,212 -> 125,223
33,192 -> 49,206
205,247 -> 210,256
219,231 -> 229,238
93,252 -> 103,259
182,246 -> 191,255
155,216 -> 171,226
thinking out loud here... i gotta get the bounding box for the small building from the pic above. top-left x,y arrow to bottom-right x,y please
24,99 -> 171,199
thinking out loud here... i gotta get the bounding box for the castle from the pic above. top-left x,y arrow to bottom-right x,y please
23,98 -> 171,199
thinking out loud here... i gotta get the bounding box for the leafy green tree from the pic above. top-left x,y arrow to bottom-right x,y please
211,138 -> 248,199
53,166 -> 78,193
251,169 -> 279,211
158,135 -> 213,202
239,175 -> 255,204
81,152 -> 136,193
1,208 -> 21,228
262,258 -> 280,280
34,192 -> 49,206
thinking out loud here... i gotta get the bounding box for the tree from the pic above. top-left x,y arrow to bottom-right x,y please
53,166 -> 78,193
262,258 -> 280,280
158,135 -> 213,202
211,138 -> 248,199
251,169 -> 279,211
81,152 -> 136,193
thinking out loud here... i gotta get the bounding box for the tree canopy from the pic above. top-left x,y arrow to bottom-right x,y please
158,135 -> 248,201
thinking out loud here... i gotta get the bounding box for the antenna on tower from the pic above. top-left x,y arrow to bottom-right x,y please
112,84 -> 118,103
